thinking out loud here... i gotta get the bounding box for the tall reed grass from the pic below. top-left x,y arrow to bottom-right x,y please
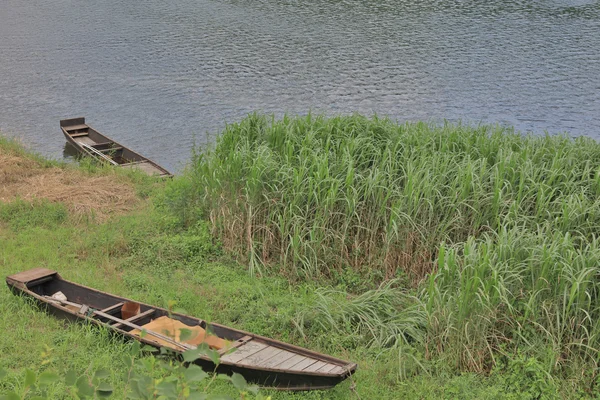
176,113 -> 600,380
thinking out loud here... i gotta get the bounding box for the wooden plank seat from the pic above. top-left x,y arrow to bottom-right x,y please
99,302 -> 125,314
112,309 -> 155,329
65,124 -> 89,131
70,132 -> 89,138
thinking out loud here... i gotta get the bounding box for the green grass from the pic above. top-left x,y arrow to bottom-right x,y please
3,117 -> 600,398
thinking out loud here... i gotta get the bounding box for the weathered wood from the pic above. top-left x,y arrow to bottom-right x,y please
70,132 -> 89,138
328,366 -> 345,375
220,341 -> 268,363
258,350 -> 297,368
273,354 -> 307,370
316,363 -> 338,373
111,309 -> 155,329
7,268 -> 56,284
99,302 -> 124,314
218,335 -> 252,355
290,358 -> 319,371
237,345 -> 283,366
65,124 -> 88,131
302,360 -> 327,372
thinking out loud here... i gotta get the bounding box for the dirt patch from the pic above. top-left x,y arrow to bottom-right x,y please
0,149 -> 140,222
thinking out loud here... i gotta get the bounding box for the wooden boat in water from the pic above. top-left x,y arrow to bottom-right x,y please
60,117 -> 172,177
6,268 -> 357,390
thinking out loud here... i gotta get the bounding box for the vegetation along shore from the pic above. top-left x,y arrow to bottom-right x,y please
2,114 -> 600,398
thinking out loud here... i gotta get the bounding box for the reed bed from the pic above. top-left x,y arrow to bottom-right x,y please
177,113 -> 600,382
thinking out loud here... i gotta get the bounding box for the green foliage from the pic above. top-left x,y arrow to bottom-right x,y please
0,343 -> 266,400
0,199 -> 68,230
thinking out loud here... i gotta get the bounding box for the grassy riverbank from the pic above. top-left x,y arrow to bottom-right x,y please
1,115 -> 600,398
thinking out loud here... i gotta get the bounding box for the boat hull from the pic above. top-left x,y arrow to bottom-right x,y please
60,117 -> 172,177
6,268 -> 356,391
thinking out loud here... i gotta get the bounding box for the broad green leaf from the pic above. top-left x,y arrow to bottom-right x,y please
94,368 -> 110,379
130,341 -> 141,356
246,384 -> 260,394
167,300 -> 177,310
184,365 -> 208,383
65,370 -> 78,386
96,382 -> 114,398
0,368 -> 7,380
155,381 -> 178,397
76,375 -> 95,398
38,371 -> 60,386
141,345 -> 158,353
230,372 -> 247,391
183,347 -> 205,363
24,369 -> 36,387
206,349 -> 220,366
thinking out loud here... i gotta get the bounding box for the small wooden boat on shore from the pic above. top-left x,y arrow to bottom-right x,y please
60,117 -> 172,177
6,268 -> 357,391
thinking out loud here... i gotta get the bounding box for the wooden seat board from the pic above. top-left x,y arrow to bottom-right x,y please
7,268 -> 56,283
257,349 -> 297,368
112,309 -> 155,330
99,302 -> 124,314
221,342 -> 268,363
236,346 -> 284,366
65,124 -> 88,131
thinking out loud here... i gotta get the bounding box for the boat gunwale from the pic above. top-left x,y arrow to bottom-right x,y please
6,270 -> 357,379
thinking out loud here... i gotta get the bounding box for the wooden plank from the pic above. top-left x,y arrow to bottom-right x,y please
258,350 -> 297,368
302,360 -> 327,372
112,309 -> 155,329
218,335 -> 252,355
220,341 -> 268,363
237,346 -> 283,366
316,363 -> 338,373
289,358 -> 318,371
329,366 -> 345,375
99,302 -> 124,314
65,124 -> 88,131
273,354 -> 306,370
7,268 -> 56,283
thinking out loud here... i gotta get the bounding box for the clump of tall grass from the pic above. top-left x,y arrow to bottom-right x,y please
175,113 -> 600,382
183,113 -> 600,281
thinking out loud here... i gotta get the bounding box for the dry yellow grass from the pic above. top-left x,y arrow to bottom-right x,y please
0,148 -> 140,222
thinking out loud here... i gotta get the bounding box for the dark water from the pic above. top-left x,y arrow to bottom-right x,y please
1,0 -> 599,172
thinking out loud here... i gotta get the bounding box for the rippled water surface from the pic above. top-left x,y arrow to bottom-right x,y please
1,0 -> 599,172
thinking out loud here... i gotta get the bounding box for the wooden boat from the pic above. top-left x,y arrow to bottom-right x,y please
60,117 -> 172,177
6,268 -> 357,390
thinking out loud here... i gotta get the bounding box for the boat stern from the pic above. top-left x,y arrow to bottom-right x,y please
6,268 -> 58,290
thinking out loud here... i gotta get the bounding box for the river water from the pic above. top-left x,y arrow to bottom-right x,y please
1,0 -> 599,172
